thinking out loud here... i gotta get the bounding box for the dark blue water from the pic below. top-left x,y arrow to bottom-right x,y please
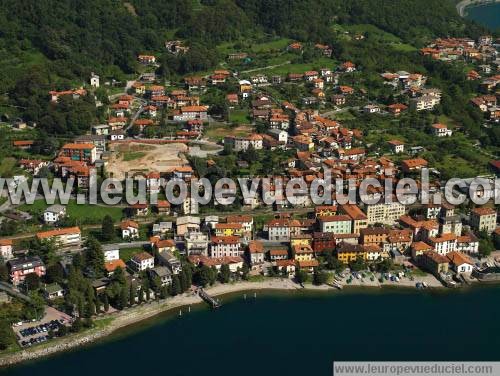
3,286 -> 500,376
466,3 -> 500,30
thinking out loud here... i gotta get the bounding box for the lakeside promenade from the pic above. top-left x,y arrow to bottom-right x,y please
0,273 -> 445,368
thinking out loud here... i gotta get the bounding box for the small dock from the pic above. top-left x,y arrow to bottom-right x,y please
197,288 -> 221,309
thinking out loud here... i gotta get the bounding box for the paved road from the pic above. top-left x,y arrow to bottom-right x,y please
240,61 -> 291,74
102,240 -> 150,251
126,98 -> 147,131
0,281 -> 32,303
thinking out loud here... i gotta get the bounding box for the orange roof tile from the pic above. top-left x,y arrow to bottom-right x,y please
36,226 -> 81,239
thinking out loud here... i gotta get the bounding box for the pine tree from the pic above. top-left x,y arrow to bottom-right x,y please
95,297 -> 102,314
171,275 -> 181,296
129,284 -> 136,307
179,270 -> 188,292
101,215 -> 115,241
219,264 -> 231,283
209,266 -> 217,285
102,294 -> 109,312
160,286 -> 168,299
119,285 -> 129,310
84,237 -> 105,277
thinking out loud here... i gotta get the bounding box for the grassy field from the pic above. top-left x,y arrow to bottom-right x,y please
19,199 -> 124,223
205,123 -> 253,142
0,157 -> 19,177
122,151 -> 146,161
119,246 -> 147,262
228,109 -> 250,124
265,57 -> 335,75
250,38 -> 292,53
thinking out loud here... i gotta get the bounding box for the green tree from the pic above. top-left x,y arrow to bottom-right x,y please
0,264 -> 8,282
313,269 -> 328,286
46,263 -> 64,284
129,284 -> 136,307
350,257 -> 367,272
194,265 -> 212,287
0,321 -> 15,350
71,318 -> 83,333
179,270 -> 188,292
25,273 -> 41,291
219,264 -> 231,283
209,266 -> 217,285
118,285 -> 129,310
241,263 -> 250,280
377,258 -> 394,273
295,269 -> 309,284
58,324 -> 68,337
102,294 -> 109,312
101,215 -> 115,241
84,237 -> 105,277
171,275 -> 181,296
325,253 -> 345,273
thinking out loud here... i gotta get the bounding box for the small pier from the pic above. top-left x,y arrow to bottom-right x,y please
198,288 -> 221,309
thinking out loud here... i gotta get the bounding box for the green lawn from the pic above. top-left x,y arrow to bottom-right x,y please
344,24 -> 401,43
19,199 -> 124,224
205,123 -> 253,142
390,43 -> 417,52
265,57 -> 335,75
122,151 -> 146,161
0,157 -> 19,177
250,38 -> 292,53
119,246 -> 147,262
228,109 -> 250,124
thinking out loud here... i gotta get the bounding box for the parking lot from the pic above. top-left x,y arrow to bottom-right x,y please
12,307 -> 72,348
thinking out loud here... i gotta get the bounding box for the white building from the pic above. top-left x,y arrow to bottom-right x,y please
456,235 -> 479,254
224,134 -> 263,152
104,249 -> 120,262
388,140 -> 405,154
267,129 -> 288,144
130,252 -> 155,272
43,204 -> 67,224
120,220 -> 139,239
0,239 -> 13,261
365,202 -> 406,225
410,94 -> 440,111
318,215 -> 352,234
363,104 -> 381,114
90,72 -> 100,88
210,236 -> 242,258
427,234 -> 457,255
36,227 -> 81,247
431,123 -> 452,137
447,251 -> 474,274
184,232 -> 209,256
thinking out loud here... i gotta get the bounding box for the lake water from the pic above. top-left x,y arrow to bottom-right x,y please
3,286 -> 500,376
466,3 -> 500,30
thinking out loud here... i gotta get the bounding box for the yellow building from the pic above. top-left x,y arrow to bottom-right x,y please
293,244 -> 314,262
336,244 -> 366,264
290,234 -> 312,248
314,205 -> 338,218
214,223 -> 243,237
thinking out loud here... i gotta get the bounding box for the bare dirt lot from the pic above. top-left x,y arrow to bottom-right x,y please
107,142 -> 189,179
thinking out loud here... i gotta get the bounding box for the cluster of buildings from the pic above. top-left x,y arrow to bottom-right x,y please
421,36 -> 498,64
421,36 -> 500,122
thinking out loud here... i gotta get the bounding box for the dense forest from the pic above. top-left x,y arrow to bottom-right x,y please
0,0 -> 492,139
0,0 -> 488,90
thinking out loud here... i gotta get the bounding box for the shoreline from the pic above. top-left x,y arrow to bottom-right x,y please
0,276 -> 488,368
456,0 -> 500,17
